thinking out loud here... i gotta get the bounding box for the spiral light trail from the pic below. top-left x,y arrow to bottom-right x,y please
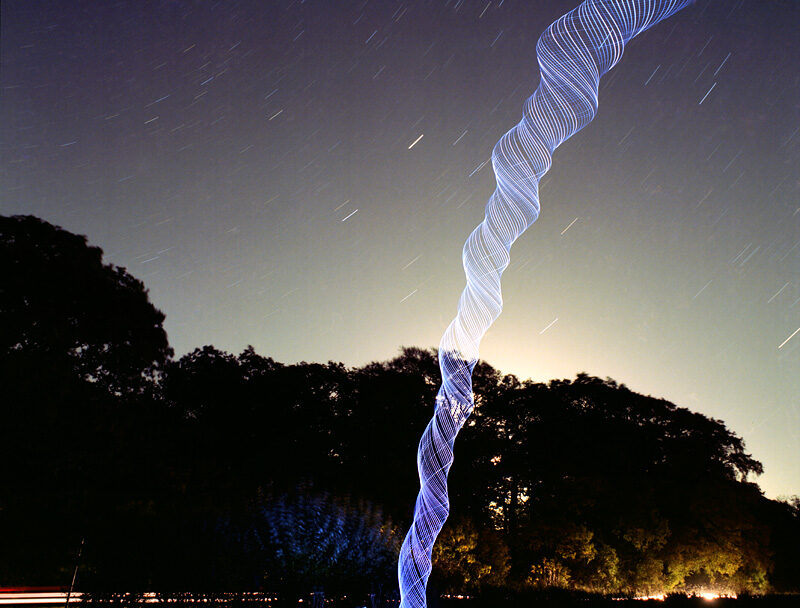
398,1 -> 695,605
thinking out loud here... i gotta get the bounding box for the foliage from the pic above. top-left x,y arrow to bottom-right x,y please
241,487 -> 402,592
432,518 -> 510,592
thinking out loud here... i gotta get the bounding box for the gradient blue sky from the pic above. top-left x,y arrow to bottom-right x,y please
2,0 -> 798,498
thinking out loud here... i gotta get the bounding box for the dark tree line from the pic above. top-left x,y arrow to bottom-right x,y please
2,215 -> 799,600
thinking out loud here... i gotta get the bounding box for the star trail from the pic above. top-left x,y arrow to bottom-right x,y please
1,0 -> 798,499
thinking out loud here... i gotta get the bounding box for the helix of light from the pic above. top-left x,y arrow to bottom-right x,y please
398,1 -> 695,606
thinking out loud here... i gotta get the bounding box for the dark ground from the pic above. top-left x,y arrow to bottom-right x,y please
74,592 -> 800,608
438,594 -> 800,608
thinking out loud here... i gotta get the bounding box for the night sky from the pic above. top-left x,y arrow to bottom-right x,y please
2,0 -> 798,499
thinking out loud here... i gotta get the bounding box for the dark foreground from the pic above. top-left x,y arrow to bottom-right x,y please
441,594 -> 800,608
58,592 -> 800,608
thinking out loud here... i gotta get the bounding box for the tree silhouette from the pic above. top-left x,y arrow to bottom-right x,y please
1,214 -> 172,396
2,218 -> 797,596
0,214 -> 173,585
453,374 -> 772,593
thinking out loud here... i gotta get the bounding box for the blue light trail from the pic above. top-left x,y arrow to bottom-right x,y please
398,2 -> 695,606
